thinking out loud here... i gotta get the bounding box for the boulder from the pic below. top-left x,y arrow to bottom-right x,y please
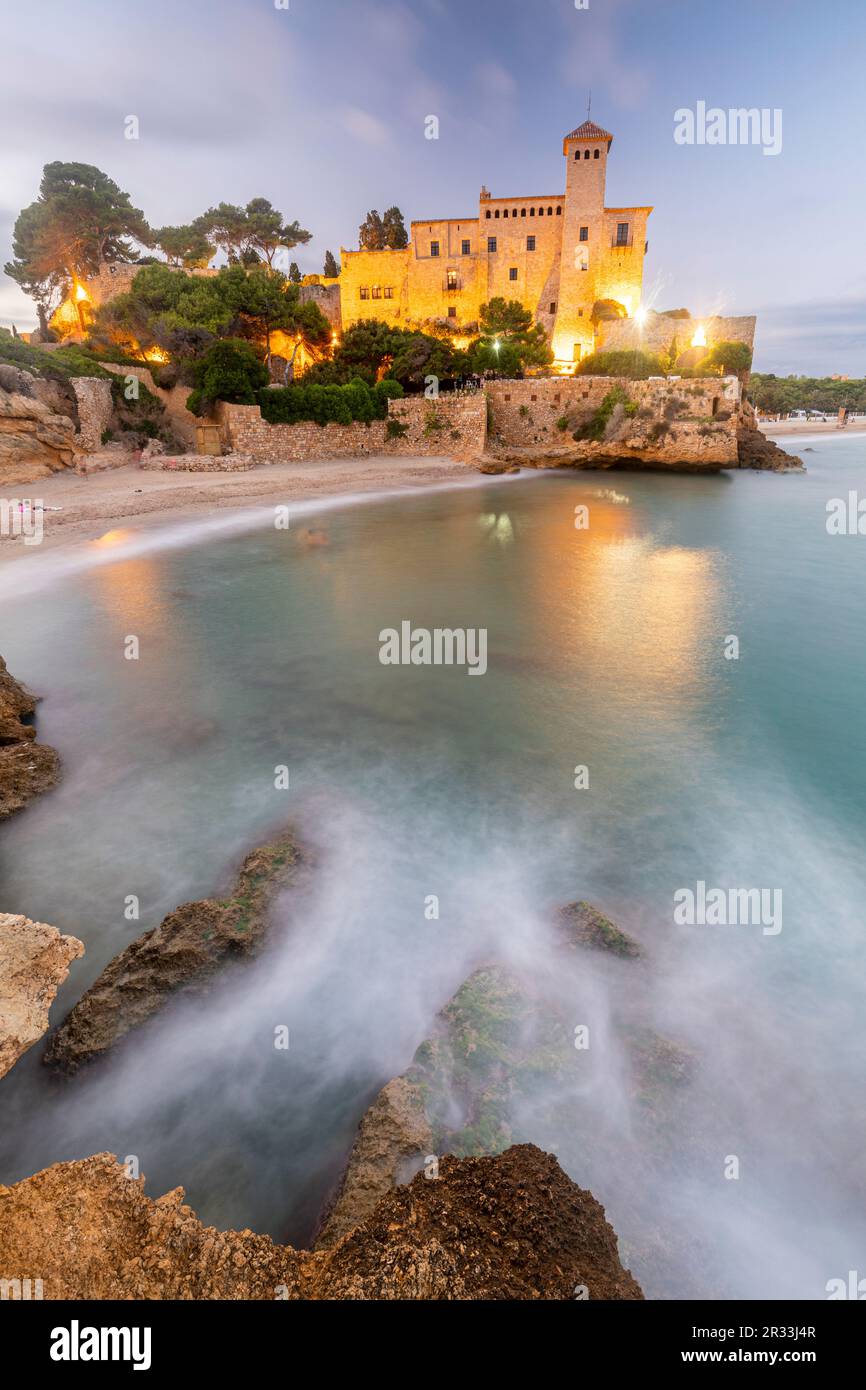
0,1144 -> 643,1300
0,386 -> 80,484
43,828 -> 303,1073
0,655 -> 61,820
0,914 -> 84,1078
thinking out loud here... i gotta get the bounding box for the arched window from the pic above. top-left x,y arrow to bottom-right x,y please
556,206 -> 562,215
584,149 -> 590,160
547,206 -> 553,216
520,207 -> 526,217
593,149 -> 600,159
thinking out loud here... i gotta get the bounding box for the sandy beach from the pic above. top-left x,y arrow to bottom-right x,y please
0,454 -> 473,560
759,418 -> 866,438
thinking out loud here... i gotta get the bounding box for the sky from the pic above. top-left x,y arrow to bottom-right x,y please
0,0 -> 864,375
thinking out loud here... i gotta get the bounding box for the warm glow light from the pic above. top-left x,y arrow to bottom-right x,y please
634,307 -> 647,328
143,347 -> 169,364
691,324 -> 707,348
74,282 -> 89,303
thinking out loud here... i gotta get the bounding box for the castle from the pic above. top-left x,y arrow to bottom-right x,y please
339,120 -> 653,368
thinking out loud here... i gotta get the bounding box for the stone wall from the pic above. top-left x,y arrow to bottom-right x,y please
599,311 -> 757,357
70,378 -> 113,452
486,375 -> 741,468
216,393 -> 487,463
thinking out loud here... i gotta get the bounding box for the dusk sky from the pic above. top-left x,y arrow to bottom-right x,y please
1,0 -> 863,375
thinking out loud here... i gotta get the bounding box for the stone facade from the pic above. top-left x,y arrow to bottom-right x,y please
339,120 -> 651,367
70,377 -> 113,452
600,310 -> 757,358
216,393 -> 487,462
99,362 -> 197,446
485,375 -> 742,468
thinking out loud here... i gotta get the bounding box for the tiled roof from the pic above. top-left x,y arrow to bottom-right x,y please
563,120 -> 613,142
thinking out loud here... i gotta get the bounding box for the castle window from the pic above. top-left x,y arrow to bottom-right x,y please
513,208 -> 518,218
549,301 -> 556,313
526,236 -> 536,251
383,286 -> 394,298
495,209 -> 500,219
538,207 -> 544,216
448,306 -> 457,317
509,267 -> 518,281
485,210 -> 491,219
446,269 -> 458,290
503,209 -> 508,218
531,394 -> 537,402
487,236 -> 497,252
578,309 -> 584,316
529,207 -> 535,216
547,206 -> 553,215
520,207 -> 526,217
584,150 -> 590,160
371,286 -> 382,299
579,226 -> 588,241
574,150 -> 579,160
359,287 -> 369,300
461,239 -> 471,255
556,206 -> 562,215
616,222 -> 630,246
430,240 -> 440,256
594,149 -> 600,159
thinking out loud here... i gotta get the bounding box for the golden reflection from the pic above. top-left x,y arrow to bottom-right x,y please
478,512 -> 514,544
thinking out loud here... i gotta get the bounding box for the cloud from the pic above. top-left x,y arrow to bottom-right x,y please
476,60 -> 517,99
341,107 -> 392,147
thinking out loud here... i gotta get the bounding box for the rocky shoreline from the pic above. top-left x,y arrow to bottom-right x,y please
43,827 -> 304,1073
0,655 -> 61,820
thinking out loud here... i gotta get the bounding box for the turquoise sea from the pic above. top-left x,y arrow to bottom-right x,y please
1,435 -> 864,1298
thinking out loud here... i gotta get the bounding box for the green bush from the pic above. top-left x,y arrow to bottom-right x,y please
186,338 -> 269,417
576,349 -> 663,380
573,386 -> 634,442
257,376 -> 404,426
386,417 -> 409,439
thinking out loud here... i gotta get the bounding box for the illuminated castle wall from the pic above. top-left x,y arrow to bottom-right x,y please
339,120 -> 652,367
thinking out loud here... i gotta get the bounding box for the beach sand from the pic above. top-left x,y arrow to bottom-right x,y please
760,419 -> 866,438
0,454 -> 473,559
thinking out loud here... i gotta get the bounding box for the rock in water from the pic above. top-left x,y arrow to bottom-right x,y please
43,829 -> 302,1073
557,899 -> 642,957
0,655 -> 61,820
0,1144 -> 642,1300
316,1076 -> 433,1249
0,914 -> 84,1078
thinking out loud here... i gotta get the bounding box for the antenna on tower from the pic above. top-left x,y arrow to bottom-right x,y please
587,89 -> 592,119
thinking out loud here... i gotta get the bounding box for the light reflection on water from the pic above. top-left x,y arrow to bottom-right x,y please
0,445 -> 865,1296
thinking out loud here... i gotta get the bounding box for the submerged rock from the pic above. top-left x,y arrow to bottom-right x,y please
556,899 -> 642,958
0,914 -> 84,1078
736,423 -> 804,472
0,655 -> 61,820
0,1144 -> 642,1300
43,828 -> 303,1074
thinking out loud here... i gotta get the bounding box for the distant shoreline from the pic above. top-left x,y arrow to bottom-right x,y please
760,419 -> 866,438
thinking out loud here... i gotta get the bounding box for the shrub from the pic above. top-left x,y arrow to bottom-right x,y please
423,406 -> 444,436
576,349 -> 663,379
573,386 -> 634,442
386,417 -> 409,439
257,376 -> 402,426
186,338 -> 269,417
555,415 -> 570,431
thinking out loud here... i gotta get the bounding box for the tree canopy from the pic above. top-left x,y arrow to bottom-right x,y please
359,207 -> 409,250
194,198 -> 311,269
4,161 -> 151,329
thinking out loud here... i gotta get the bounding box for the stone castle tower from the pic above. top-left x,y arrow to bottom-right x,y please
339,121 -> 652,369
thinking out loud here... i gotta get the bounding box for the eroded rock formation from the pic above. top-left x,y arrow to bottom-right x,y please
0,1144 -> 642,1300
0,381 -> 80,486
43,829 -> 303,1073
0,914 -> 84,1078
0,655 -> 61,820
